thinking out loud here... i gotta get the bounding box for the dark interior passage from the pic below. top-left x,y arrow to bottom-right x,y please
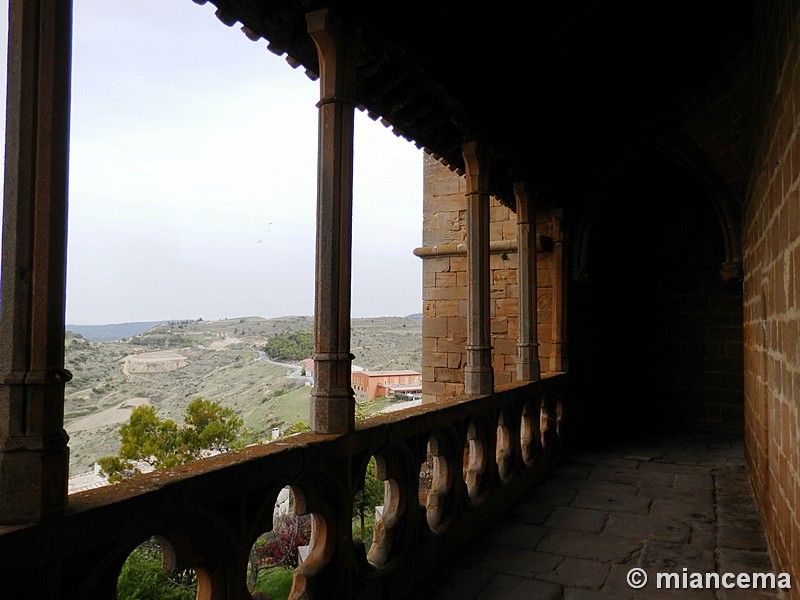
569,160 -> 744,444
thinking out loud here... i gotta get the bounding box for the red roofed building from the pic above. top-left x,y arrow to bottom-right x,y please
351,370 -> 422,402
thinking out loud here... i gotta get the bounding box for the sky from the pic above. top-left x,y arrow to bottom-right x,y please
0,1 -> 424,325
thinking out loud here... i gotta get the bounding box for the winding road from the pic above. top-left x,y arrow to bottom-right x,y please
256,351 -> 313,383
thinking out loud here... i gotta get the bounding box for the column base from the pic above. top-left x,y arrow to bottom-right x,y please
464,366 -> 494,396
517,360 -> 541,382
0,438 -> 68,524
310,388 -> 355,434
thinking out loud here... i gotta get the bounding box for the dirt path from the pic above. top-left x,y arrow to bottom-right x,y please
65,398 -> 151,432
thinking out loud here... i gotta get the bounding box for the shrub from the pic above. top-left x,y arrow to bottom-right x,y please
117,540 -> 196,600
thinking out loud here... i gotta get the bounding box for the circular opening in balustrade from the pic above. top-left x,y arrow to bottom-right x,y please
495,411 -> 514,483
247,486 -> 311,598
420,433 -> 453,533
352,455 -> 389,567
540,401 -> 551,450
556,399 -> 564,439
463,419 -> 488,504
520,401 -> 542,466
117,536 -> 198,600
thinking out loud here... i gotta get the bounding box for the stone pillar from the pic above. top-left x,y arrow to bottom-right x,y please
550,209 -> 568,373
462,142 -> 493,395
307,9 -> 359,433
514,183 -> 541,382
0,0 -> 73,523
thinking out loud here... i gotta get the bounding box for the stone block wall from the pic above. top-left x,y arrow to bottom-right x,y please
417,154 -> 554,402
744,3 -> 800,593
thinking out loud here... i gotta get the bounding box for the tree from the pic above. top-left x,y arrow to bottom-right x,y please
353,457 -> 384,539
116,405 -> 182,470
264,331 -> 313,361
182,397 -> 244,455
98,398 -> 244,483
283,421 -> 311,436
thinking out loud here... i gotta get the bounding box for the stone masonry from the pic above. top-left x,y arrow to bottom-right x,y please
742,2 -> 800,594
415,154 -> 557,402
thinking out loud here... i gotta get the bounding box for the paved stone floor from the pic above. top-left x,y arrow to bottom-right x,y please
418,433 -> 784,599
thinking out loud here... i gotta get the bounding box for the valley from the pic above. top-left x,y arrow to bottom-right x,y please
64,315 -> 422,477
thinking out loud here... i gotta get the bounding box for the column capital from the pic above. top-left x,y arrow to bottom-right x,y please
513,182 -> 537,224
307,9 -> 360,104
462,140 -> 492,198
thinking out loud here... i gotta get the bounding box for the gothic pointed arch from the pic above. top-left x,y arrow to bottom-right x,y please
572,132 -> 743,285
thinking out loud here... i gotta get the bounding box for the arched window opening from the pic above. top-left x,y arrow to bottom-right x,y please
117,537 -> 198,600
247,486 -> 312,598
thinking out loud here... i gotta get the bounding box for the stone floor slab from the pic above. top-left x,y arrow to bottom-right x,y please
588,465 -> 650,486
550,461 -> 595,479
543,506 -> 608,533
604,513 -> 690,544
425,565 -> 496,600
571,489 -> 652,514
717,587 -> 788,600
564,588 -> 635,600
537,528 -> 643,561
412,434 -> 781,600
536,556 -> 610,589
673,473 -> 713,492
688,520 -> 716,549
506,501 -> 553,525
717,547 -> 776,574
638,461 -> 714,475
648,496 -> 714,521
474,574 -> 562,600
478,545 -> 563,577
478,520 -> 547,550
637,540 -> 717,573
524,483 -> 579,506
578,479 -> 641,496
717,517 -> 769,551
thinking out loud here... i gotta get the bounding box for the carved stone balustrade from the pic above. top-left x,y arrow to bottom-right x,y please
0,376 -> 566,600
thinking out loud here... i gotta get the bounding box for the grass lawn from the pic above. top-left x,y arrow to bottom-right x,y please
255,566 -> 294,600
272,386 -> 312,427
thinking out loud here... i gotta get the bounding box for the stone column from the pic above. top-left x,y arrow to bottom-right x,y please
514,183 -> 541,382
307,9 -> 359,433
0,0 -> 73,523
462,141 -> 493,395
551,209 -> 568,373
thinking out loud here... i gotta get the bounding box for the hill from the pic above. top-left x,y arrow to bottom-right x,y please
64,315 -> 422,476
